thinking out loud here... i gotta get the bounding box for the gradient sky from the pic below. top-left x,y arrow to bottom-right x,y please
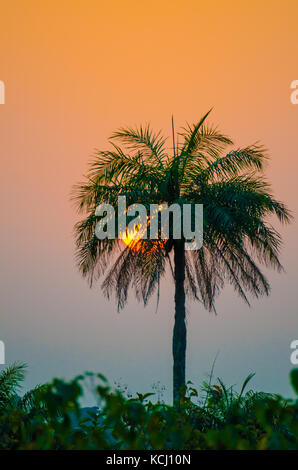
0,0 -> 297,402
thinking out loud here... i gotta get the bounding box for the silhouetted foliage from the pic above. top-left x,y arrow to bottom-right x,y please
0,364 -> 297,450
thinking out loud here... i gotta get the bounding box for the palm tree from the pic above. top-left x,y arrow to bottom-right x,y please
73,111 -> 291,404
0,362 -> 26,409
0,362 -> 46,411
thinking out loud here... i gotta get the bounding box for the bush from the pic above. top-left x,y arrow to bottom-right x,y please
0,364 -> 297,450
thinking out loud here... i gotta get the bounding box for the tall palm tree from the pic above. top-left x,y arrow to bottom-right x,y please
73,111 -> 291,404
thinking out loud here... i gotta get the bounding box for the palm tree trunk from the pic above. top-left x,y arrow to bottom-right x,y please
172,239 -> 186,405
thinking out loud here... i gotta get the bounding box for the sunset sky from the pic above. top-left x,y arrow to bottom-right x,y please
0,0 -> 297,401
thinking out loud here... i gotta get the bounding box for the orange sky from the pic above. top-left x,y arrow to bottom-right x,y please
0,0 -> 297,399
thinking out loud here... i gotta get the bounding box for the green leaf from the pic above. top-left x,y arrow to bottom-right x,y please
290,369 -> 298,395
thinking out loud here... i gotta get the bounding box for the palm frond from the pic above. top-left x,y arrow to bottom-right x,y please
0,363 -> 27,407
17,384 -> 49,412
111,124 -> 167,166
195,145 -> 268,184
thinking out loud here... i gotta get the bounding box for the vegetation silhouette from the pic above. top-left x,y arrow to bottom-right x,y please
73,111 -> 291,404
0,363 -> 298,450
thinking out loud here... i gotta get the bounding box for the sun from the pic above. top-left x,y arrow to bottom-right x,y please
120,221 -> 167,253
120,206 -> 168,252
121,226 -> 144,251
